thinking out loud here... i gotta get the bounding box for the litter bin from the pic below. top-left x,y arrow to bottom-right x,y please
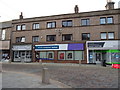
101,60 -> 106,67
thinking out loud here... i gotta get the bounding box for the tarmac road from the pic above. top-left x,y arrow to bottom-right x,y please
2,62 -> 119,88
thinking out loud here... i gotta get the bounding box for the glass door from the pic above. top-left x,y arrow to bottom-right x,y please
96,52 -> 102,63
26,51 -> 32,62
20,51 -> 26,63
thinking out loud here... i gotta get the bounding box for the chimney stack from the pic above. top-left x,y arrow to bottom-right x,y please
74,5 -> 79,13
105,0 -> 115,10
19,12 -> 23,19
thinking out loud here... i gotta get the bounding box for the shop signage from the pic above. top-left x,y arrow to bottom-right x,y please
88,42 -> 105,48
12,45 -> 32,50
35,45 -> 59,49
35,43 -> 84,51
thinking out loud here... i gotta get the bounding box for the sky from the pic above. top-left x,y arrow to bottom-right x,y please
0,0 -> 120,22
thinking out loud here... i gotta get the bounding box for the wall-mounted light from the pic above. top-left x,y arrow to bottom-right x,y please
55,29 -> 63,36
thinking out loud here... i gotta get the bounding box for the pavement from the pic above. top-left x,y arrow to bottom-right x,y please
2,70 -> 71,88
1,62 -> 119,89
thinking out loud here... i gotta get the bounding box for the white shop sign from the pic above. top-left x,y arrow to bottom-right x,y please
87,40 -> 119,50
12,45 -> 32,50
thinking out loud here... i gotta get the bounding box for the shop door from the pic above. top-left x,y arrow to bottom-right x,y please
96,52 -> 102,63
20,51 -> 26,63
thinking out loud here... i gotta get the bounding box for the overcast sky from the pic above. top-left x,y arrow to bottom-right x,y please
0,0 -> 119,22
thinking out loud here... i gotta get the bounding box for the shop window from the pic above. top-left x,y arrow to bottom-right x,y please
62,20 -> 72,27
66,51 -> 73,60
58,51 -> 84,60
62,34 -> 72,41
33,23 -> 40,30
16,36 -> 25,43
32,36 -> 39,42
82,33 -> 90,40
47,22 -> 56,28
81,19 -> 90,26
46,35 -> 56,41
58,51 -> 65,60
101,33 -> 107,39
47,52 -> 54,59
75,51 -> 83,60
40,51 -> 54,60
108,32 -> 114,39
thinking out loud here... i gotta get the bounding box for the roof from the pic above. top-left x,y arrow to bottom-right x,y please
0,21 -> 12,29
12,8 -> 120,24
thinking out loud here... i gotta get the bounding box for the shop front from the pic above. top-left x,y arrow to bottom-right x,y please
34,43 -> 85,63
86,40 -> 120,64
0,41 -> 10,60
12,45 -> 32,62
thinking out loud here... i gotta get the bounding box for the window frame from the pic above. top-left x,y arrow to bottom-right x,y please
21,24 -> 26,30
33,23 -> 40,30
62,34 -> 73,41
47,22 -> 56,29
100,32 -> 107,40
16,36 -> 25,43
46,35 -> 56,41
100,17 -> 106,25
108,32 -> 115,39
81,19 -> 90,26
32,36 -> 39,42
62,20 -> 72,27
16,25 -> 21,30
16,24 -> 26,30
107,17 -> 114,24
82,33 -> 90,40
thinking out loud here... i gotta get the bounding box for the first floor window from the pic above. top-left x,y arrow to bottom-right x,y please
108,32 -> 114,39
46,35 -> 56,41
16,36 -> 25,42
32,36 -> 39,42
101,33 -> 107,39
82,33 -> 90,40
62,34 -> 72,41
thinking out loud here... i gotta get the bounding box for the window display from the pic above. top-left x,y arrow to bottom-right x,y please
40,51 -> 54,60
58,51 -> 84,60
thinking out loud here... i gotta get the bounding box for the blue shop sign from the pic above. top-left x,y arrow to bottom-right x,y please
35,45 -> 59,50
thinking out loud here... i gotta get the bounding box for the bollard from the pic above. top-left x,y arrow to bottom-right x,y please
39,59 -> 42,65
42,68 -> 50,84
79,60 -> 81,66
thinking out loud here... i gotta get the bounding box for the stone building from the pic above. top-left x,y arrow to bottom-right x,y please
10,1 -> 120,64
0,21 -> 12,60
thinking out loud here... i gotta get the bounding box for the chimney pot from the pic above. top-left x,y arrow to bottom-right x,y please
105,1 -> 115,10
74,5 -> 79,13
19,12 -> 23,19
